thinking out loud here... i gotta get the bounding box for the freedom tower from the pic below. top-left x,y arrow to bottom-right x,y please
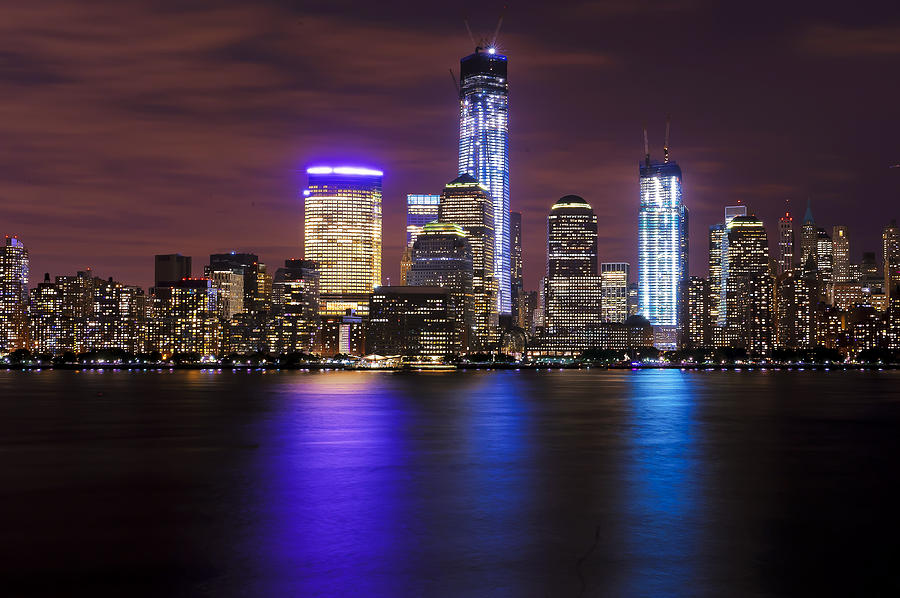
458,44 -> 511,316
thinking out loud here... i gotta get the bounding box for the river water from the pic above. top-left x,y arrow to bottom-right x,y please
2,369 -> 899,596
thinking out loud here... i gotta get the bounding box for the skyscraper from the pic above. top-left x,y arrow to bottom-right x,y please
884,220 -> 900,300
268,259 -> 320,354
409,222 -> 474,351
548,196 -> 598,277
209,252 -> 260,313
722,215 -> 770,349
406,194 -> 441,246
601,263 -> 629,323
832,226 -> 850,283
154,254 -> 191,288
817,227 -> 833,298
510,211 -> 523,320
778,209 -> 795,275
29,274 -> 62,355
800,200 -> 818,268
438,174 -> 497,348
458,45 -> 510,316
708,223 -> 724,327
367,287 -> 456,359
0,237 -> 30,353
685,276 -> 711,349
638,142 -> 688,349
304,166 -> 383,316
716,205 -> 748,328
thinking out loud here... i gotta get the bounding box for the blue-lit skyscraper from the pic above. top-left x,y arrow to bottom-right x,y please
638,151 -> 689,349
458,45 -> 510,316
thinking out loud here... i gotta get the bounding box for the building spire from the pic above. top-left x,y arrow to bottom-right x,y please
642,124 -> 650,167
804,198 -> 814,224
663,114 -> 671,164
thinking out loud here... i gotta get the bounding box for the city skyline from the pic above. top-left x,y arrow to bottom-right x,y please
2,2 -> 899,292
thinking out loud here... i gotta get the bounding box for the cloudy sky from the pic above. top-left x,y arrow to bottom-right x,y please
3,0 -> 900,290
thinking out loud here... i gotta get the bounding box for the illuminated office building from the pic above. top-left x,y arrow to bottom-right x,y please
268,259 -> 319,354
800,200 -> 818,267
884,219 -> 900,300
716,205 -> 747,328
438,174 -> 497,348
548,196 -> 597,277
209,253 -> 261,313
638,150 -> 688,349
778,210 -> 794,274
601,263 -> 629,323
510,211 -> 523,318
685,276 -> 711,348
458,45 -> 511,316
408,222 -> 474,351
0,237 -> 30,353
722,215 -> 770,348
367,287 -> 456,359
817,228 -> 833,301
832,226 -> 850,283
30,274 -> 62,354
406,194 -> 441,246
305,166 -> 383,316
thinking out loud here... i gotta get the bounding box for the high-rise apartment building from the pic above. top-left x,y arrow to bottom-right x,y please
304,166 -> 383,317
0,237 -> 30,353
209,253 -> 260,312
458,45 -> 510,316
206,269 -> 244,321
30,274 -> 62,355
778,209 -> 794,275
409,222 -> 474,351
638,149 -> 688,349
438,174 -> 497,348
168,278 -> 219,356
884,219 -> 900,300
600,263 -> 629,323
548,196 -> 598,277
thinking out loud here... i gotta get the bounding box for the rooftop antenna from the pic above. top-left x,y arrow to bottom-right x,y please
491,10 -> 505,48
663,114 -> 671,164
642,124 -> 650,167
463,19 -> 476,49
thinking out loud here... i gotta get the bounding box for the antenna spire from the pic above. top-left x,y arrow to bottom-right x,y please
642,124 -> 650,167
663,114 -> 671,163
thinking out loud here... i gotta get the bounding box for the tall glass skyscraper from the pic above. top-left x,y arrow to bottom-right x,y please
638,156 -> 688,349
548,196 -> 598,277
0,236 -> 29,353
458,45 -> 511,316
304,166 -> 383,316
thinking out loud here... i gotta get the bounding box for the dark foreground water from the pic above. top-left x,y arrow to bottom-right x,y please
2,370 -> 900,597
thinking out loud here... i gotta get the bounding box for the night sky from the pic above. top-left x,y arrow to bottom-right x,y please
3,0 -> 900,291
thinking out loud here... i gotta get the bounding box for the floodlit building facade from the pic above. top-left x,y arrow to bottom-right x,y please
458,45 -> 511,316
304,166 -> 382,317
638,157 -> 688,349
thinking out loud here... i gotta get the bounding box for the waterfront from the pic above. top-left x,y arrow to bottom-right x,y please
2,370 -> 899,596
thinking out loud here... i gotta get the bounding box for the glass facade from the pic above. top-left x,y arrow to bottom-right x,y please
716,205 -> 747,328
304,166 -> 383,316
600,262 -> 629,323
638,160 -> 688,348
0,236 -> 30,353
406,194 -> 441,246
458,47 -> 511,315
548,196 -> 597,277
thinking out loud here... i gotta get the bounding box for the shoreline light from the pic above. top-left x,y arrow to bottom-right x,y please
306,166 -> 383,176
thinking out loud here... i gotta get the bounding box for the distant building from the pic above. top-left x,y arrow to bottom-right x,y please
29,274 -> 62,355
408,222 -> 474,351
305,166 -> 383,317
722,215 -> 770,350
778,209 -> 795,275
800,200 -> 818,268
817,228 -> 833,299
438,174 -> 497,349
268,259 -> 319,354
154,254 -> 191,288
367,286 -> 456,359
406,194 -> 441,245
600,263 -> 629,323
685,276 -> 711,349
168,278 -> 219,356
549,196 -> 598,277
209,253 -> 260,313
510,211 -> 524,320
0,237 -> 30,353
884,219 -> 900,300
832,226 -> 851,283
206,269 -> 244,321
708,223 -> 725,326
